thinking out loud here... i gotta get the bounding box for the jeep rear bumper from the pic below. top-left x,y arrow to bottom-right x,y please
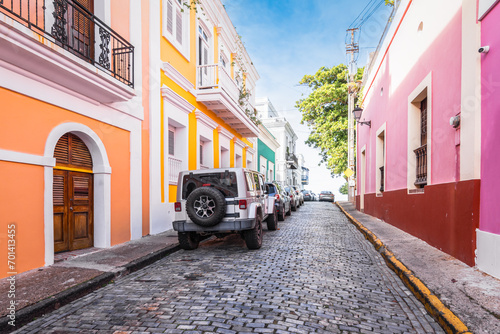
173,219 -> 256,233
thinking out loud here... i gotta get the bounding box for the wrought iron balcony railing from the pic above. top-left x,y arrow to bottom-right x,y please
414,144 -> 427,186
0,0 -> 134,87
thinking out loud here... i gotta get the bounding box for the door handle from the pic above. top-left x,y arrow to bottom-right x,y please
70,207 -> 73,211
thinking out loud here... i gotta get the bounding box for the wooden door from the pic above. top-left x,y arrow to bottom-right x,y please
53,171 -> 93,252
53,133 -> 94,252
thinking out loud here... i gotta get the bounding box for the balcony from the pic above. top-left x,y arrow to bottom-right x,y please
414,145 -> 427,187
286,153 -> 298,170
196,64 -> 259,137
0,0 -> 134,103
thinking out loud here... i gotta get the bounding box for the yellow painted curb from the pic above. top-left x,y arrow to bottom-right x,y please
335,202 -> 471,334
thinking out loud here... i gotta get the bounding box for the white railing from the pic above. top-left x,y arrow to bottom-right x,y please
168,156 -> 183,184
197,64 -> 240,103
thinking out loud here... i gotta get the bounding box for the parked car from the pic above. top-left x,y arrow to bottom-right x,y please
172,168 -> 277,250
284,184 -> 299,211
302,190 -> 313,201
266,181 -> 291,221
292,185 -> 304,206
319,190 -> 335,202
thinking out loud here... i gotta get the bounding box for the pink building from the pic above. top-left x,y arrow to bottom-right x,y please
477,0 -> 500,279
356,0 -> 483,269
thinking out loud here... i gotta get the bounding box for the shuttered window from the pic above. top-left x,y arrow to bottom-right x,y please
176,9 -> 183,44
168,130 -> 175,156
54,133 -> 93,170
163,0 -> 189,58
166,0 -> 173,34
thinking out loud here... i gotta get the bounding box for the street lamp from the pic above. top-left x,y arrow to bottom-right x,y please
353,107 -> 371,127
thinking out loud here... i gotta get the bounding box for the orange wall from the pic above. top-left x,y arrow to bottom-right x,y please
0,87 -> 131,276
0,162 -> 45,277
111,0 -> 131,41
142,0 -> 150,235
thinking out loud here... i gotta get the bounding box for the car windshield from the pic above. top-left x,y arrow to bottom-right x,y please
182,172 -> 238,199
321,191 -> 332,194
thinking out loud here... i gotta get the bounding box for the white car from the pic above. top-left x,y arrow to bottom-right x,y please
172,168 -> 276,250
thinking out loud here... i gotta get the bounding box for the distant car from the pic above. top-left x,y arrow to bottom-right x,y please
292,185 -> 304,206
265,181 -> 291,221
319,191 -> 335,202
284,184 -> 299,211
302,190 -> 312,201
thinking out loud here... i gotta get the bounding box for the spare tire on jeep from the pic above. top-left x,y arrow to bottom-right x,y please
186,187 -> 226,227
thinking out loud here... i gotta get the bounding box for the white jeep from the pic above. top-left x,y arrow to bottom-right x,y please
172,168 -> 277,250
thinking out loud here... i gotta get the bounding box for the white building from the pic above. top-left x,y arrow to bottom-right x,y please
256,98 -> 300,186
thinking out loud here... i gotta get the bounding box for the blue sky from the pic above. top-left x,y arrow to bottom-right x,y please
222,0 -> 392,199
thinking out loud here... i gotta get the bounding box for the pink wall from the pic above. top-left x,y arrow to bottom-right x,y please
358,10 -> 462,194
480,3 -> 500,234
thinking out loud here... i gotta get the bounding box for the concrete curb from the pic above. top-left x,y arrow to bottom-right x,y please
336,202 -> 471,334
0,243 -> 182,333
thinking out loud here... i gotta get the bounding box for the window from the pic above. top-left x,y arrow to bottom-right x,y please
415,98 -> 428,187
163,0 -> 190,59
376,127 -> 386,194
199,143 -> 203,165
407,73 -> 431,193
168,128 -> 175,156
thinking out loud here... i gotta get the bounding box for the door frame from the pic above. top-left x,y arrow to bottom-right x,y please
44,123 -> 111,266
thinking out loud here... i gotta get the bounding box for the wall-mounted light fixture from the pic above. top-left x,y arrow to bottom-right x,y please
353,107 -> 371,127
450,114 -> 460,128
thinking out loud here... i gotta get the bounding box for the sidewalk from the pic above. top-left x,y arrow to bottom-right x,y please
0,229 -> 184,332
337,201 -> 500,334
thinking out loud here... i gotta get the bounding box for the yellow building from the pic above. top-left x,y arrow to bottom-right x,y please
148,0 -> 260,233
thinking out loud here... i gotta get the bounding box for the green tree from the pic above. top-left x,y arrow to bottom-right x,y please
295,64 -> 363,176
339,181 -> 348,195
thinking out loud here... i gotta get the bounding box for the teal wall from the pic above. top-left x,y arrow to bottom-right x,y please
257,138 -> 276,180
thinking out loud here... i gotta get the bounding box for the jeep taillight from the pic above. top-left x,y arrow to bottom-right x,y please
174,202 -> 182,212
239,200 -> 247,209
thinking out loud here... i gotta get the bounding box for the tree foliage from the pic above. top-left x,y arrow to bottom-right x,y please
339,182 -> 348,195
295,64 -> 363,176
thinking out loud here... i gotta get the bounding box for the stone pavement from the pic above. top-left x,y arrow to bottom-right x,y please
0,229 -> 183,332
337,201 -> 500,334
0,202 -> 498,333
8,203 -> 444,333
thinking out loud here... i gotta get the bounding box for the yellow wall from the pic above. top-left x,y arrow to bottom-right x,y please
159,3 -> 248,202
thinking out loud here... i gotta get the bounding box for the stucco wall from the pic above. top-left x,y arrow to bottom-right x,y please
480,3 -> 500,235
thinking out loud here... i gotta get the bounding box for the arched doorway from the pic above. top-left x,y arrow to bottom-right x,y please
53,133 -> 94,252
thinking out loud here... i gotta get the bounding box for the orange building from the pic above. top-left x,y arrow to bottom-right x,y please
0,0 -> 150,278
0,0 -> 262,278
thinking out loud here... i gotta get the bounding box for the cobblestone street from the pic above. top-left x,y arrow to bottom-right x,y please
16,202 -> 444,333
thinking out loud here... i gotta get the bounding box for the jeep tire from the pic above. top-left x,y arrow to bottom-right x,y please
244,214 -> 263,249
266,207 -> 278,231
178,232 -> 200,250
186,187 -> 226,227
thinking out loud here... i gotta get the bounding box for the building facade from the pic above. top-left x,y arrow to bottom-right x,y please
257,124 -> 280,182
477,0 -> 500,279
149,0 -> 260,233
356,0 -> 481,267
256,98 -> 300,186
0,0 -> 148,278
